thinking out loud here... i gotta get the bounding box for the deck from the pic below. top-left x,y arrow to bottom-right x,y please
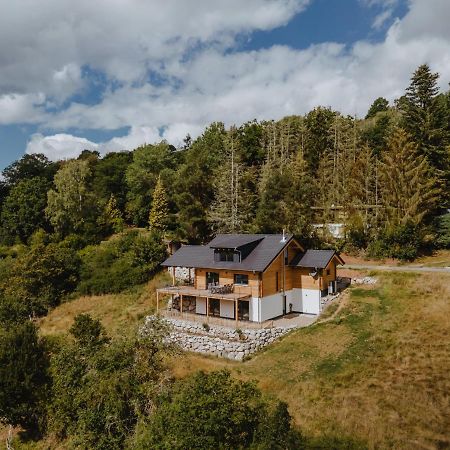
156,285 -> 251,301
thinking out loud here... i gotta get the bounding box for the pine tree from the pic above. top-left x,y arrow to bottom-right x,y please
149,175 -> 169,234
401,64 -> 449,172
284,150 -> 314,236
209,127 -> 249,232
379,129 -> 440,227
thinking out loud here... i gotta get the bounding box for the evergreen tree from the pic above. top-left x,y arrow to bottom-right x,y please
209,127 -> 250,233
379,128 -> 440,227
284,150 -> 314,236
102,194 -> 124,233
401,64 -> 449,173
149,175 -> 170,234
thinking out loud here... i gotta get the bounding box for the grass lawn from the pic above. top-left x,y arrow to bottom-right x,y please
36,270 -> 450,449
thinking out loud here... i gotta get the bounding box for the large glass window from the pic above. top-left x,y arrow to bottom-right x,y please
206,272 -> 219,287
234,273 -> 249,285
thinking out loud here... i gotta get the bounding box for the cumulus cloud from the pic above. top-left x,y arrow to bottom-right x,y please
10,0 -> 450,162
26,133 -> 98,161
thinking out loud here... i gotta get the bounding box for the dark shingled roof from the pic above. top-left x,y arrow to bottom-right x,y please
209,234 -> 263,249
161,233 -> 293,272
289,249 -> 343,269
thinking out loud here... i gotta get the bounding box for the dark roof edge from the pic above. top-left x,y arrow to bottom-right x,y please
259,235 -> 295,273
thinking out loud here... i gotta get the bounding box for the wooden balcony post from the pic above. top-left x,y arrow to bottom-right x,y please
235,299 -> 238,327
206,297 -> 209,322
172,266 -> 175,285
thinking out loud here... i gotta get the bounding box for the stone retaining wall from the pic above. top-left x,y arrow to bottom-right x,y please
145,316 -> 290,361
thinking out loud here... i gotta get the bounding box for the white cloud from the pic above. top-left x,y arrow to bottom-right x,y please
8,0 -> 450,162
0,93 -> 46,125
26,133 -> 98,161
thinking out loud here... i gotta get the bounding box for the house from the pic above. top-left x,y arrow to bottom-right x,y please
157,233 -> 344,323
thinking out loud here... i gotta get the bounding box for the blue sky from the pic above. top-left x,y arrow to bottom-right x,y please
0,0 -> 448,171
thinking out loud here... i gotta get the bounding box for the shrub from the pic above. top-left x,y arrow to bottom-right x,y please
77,230 -> 166,295
0,322 -> 50,435
134,370 -> 301,450
367,222 -> 425,261
0,242 -> 80,322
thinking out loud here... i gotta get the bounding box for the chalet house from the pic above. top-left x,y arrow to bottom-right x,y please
157,233 -> 344,323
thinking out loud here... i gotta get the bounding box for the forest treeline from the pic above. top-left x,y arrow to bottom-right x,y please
0,63 -> 448,448
0,64 -> 448,259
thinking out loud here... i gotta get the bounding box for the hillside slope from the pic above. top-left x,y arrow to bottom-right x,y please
35,270 -> 450,449
172,272 -> 450,449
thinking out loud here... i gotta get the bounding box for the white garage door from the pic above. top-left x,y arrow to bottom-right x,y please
302,289 -> 321,315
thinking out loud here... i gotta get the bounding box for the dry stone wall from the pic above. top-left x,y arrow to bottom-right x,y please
145,316 -> 291,361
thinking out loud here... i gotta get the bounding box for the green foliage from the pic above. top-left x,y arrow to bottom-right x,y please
400,64 -> 449,174
174,123 -> 227,242
98,194 -> 124,234
46,159 -> 98,237
49,314 -> 174,450
77,230 -> 166,295
368,222 -> 424,261
69,313 -> 110,349
435,213 -> 450,249
0,177 -> 50,244
2,153 -> 57,186
149,175 -> 170,233
135,370 -> 300,450
0,242 -> 80,322
125,142 -> 178,226
0,322 -> 50,434
365,97 -> 389,119
380,128 -> 440,226
92,151 -> 132,212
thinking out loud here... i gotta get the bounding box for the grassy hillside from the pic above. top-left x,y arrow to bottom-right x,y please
39,271 -> 171,339
170,272 -> 450,449
36,270 -> 450,449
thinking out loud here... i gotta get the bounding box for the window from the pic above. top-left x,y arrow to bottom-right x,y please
206,272 -> 219,286
275,271 -> 279,291
234,274 -> 249,285
219,250 -> 235,262
214,249 -> 241,262
326,269 -> 330,276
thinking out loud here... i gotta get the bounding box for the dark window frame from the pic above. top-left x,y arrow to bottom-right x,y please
234,273 -> 249,285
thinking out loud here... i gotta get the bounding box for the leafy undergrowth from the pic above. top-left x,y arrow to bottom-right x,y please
171,272 -> 450,450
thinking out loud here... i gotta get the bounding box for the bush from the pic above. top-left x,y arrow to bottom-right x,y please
77,230 -> 166,295
367,223 -> 425,261
0,322 -> 50,435
49,314 -> 173,450
0,242 -> 80,322
134,370 -> 301,450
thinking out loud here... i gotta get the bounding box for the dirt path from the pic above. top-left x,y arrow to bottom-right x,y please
344,264 -> 450,273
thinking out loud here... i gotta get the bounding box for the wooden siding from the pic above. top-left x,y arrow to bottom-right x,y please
192,241 -> 338,298
194,268 -> 259,297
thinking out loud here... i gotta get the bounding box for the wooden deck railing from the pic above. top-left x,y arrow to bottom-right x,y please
160,309 -> 273,329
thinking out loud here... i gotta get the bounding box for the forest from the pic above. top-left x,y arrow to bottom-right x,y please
0,64 -> 449,449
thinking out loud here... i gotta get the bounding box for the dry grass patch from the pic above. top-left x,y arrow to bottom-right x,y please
39,271 -> 171,338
